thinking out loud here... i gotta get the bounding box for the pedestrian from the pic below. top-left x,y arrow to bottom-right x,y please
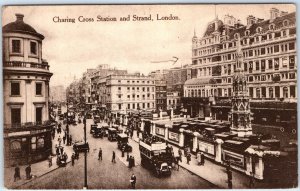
14,165 -> 21,182
132,156 -> 135,167
130,173 -> 136,189
175,157 -> 180,170
121,146 -> 125,157
58,136 -> 62,146
98,148 -> 102,160
25,164 -> 31,180
187,153 -> 191,165
178,149 -> 182,162
60,146 -> 64,155
112,151 -> 116,163
56,145 -> 60,156
63,134 -> 66,145
48,155 -> 53,167
128,156 -> 132,168
69,135 -> 73,146
197,151 -> 201,165
201,152 -> 205,165
71,153 -> 75,166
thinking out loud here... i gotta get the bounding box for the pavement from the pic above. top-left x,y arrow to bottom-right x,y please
4,122 -> 74,189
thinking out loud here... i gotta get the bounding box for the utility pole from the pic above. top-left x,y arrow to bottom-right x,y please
83,116 -> 88,189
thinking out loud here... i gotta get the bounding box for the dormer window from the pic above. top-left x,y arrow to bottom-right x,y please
283,20 -> 289,27
269,24 -> 275,30
256,27 -> 262,33
245,30 -> 250,36
234,33 -> 239,39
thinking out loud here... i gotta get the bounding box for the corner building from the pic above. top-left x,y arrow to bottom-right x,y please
3,14 -> 53,166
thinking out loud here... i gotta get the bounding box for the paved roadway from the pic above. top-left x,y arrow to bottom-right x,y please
20,112 -> 217,189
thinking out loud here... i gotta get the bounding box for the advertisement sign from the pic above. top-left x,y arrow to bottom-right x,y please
198,141 -> 215,156
155,127 -> 165,136
168,131 -> 179,142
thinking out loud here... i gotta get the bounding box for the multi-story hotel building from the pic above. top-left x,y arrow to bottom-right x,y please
94,74 -> 156,112
187,8 -> 296,100
183,8 -> 296,121
3,14 -> 54,166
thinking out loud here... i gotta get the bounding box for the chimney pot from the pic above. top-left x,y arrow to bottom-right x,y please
15,13 -> 24,22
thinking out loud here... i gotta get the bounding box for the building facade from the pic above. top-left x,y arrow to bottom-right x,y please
98,74 -> 156,112
166,91 -> 181,110
183,8 -> 297,126
3,14 -> 54,166
189,8 -> 296,100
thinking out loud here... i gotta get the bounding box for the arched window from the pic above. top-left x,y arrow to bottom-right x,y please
198,89 -> 201,97
256,27 -> 262,33
202,89 -> 205,97
245,30 -> 250,36
269,24 -> 275,30
283,20 -> 289,27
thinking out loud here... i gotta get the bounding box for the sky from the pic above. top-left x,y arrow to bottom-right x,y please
2,4 -> 296,87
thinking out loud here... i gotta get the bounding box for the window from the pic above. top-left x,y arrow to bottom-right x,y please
118,104 -> 122,110
289,42 -> 295,50
118,95 -> 121,98
11,108 -> 21,125
11,140 -> 22,153
127,104 -> 130,109
127,95 -> 130,99
268,60 -> 273,69
274,45 -> 279,53
127,87 -> 130,91
30,41 -> 37,55
11,82 -> 20,96
118,80 -> 121,83
36,137 -> 45,149
36,107 -> 42,123
261,47 -> 265,55
36,83 -> 42,96
118,87 -> 121,90
269,88 -> 274,98
12,40 -> 21,53
255,61 -> 260,71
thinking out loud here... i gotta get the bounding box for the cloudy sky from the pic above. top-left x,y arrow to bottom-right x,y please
2,4 -> 295,87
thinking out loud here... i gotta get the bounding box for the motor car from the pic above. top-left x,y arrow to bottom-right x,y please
117,133 -> 132,152
73,141 -> 89,152
93,127 -> 104,138
108,128 -> 118,141
90,124 -> 98,134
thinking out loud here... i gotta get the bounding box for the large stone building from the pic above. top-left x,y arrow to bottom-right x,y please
93,74 -> 156,113
3,14 -> 54,166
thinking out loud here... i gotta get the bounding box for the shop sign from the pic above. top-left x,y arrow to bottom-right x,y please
31,129 -> 47,134
8,131 -> 30,137
199,141 -> 215,156
155,127 -> 165,136
223,150 -> 245,167
168,131 -> 179,142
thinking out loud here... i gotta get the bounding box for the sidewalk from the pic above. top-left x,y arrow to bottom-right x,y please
130,130 -> 269,189
4,126 -> 74,189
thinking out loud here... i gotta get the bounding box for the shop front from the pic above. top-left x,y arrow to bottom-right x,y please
4,123 -> 53,167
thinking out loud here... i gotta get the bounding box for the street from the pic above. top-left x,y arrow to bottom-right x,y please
20,115 -> 217,189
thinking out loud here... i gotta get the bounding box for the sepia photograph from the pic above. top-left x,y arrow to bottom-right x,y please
2,4 -> 298,189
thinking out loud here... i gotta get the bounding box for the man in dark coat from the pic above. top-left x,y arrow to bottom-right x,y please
98,148 -> 102,160
25,164 -> 31,179
14,165 -> 21,182
130,173 -> 137,189
112,151 -> 116,163
63,134 -> 66,145
201,152 -> 205,165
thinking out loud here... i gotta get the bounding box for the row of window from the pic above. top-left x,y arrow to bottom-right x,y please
118,102 -> 155,110
11,39 -> 38,55
9,135 -> 46,154
117,86 -> 155,92
117,80 -> 154,84
11,82 -> 43,96
122,94 -> 155,100
193,41 -> 295,65
10,107 -> 43,125
184,85 -> 296,99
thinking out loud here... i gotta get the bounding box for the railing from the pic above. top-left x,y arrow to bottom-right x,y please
4,120 -> 54,129
4,61 -> 49,70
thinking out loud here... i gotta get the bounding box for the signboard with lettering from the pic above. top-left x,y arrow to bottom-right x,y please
168,131 -> 179,142
8,131 -> 30,137
198,140 -> 215,156
155,127 -> 165,136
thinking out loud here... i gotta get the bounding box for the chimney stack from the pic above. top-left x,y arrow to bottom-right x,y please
270,8 -> 279,20
15,13 -> 24,22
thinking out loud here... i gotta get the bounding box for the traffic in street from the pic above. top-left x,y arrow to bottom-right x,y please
21,106 -> 217,189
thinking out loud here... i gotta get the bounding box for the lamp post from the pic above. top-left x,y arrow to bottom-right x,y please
83,116 -> 88,189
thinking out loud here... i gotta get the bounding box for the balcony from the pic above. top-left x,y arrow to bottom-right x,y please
4,61 -> 50,70
4,120 -> 55,131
